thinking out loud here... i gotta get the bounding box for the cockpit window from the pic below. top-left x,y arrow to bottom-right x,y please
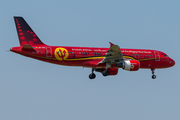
164,54 -> 169,57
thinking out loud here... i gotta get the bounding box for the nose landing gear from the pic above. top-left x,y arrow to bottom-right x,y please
152,75 -> 156,79
151,68 -> 156,79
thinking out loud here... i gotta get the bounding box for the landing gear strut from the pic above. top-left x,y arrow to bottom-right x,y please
151,68 -> 156,79
89,68 -> 96,79
102,62 -> 110,77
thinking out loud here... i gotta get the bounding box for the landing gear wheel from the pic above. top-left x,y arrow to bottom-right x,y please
102,70 -> 109,77
151,68 -> 157,79
89,73 -> 96,79
152,75 -> 156,79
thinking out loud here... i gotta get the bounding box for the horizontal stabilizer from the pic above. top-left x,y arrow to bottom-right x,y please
22,44 -> 36,52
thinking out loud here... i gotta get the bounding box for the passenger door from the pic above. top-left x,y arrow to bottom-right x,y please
154,51 -> 160,61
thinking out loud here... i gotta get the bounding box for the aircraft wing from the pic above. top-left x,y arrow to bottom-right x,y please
100,42 -> 123,65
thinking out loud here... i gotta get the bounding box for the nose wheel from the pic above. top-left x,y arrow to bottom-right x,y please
151,68 -> 156,79
152,75 -> 156,79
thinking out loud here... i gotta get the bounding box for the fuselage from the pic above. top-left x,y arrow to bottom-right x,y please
11,17 -> 176,79
11,45 -> 175,69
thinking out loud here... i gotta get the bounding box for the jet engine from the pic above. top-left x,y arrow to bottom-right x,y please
116,60 -> 140,71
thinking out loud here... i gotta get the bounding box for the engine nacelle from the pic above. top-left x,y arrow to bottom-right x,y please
116,60 -> 140,71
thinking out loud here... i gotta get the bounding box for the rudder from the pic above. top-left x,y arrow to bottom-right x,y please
14,16 -> 46,46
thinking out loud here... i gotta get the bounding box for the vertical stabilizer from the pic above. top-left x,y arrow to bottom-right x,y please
14,17 -> 46,46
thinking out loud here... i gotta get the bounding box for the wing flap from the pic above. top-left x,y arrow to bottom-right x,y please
100,42 -> 123,64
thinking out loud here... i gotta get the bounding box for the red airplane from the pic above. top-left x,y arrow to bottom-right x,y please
11,17 -> 175,79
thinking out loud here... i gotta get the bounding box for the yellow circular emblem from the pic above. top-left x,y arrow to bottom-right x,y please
131,64 -> 134,69
54,47 -> 69,61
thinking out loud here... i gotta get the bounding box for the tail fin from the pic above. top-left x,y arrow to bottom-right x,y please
14,16 -> 46,46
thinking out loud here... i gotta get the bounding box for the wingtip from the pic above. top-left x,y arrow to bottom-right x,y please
109,42 -> 114,47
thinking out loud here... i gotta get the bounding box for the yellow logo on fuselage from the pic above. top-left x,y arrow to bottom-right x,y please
54,47 -> 69,61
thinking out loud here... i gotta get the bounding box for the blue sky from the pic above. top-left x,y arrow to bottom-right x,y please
0,0 -> 179,120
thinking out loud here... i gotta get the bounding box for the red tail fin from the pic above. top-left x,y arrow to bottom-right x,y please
14,16 -> 46,46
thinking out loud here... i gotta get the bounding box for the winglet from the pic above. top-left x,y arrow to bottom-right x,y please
109,42 -> 114,47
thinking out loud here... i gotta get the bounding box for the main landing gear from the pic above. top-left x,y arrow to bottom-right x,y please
89,73 -> 96,79
89,68 -> 96,79
102,70 -> 109,76
151,68 -> 156,79
102,62 -> 110,77
89,68 -> 110,79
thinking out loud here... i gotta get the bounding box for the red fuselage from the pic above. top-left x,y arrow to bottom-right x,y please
11,45 -> 175,69
11,17 -> 175,79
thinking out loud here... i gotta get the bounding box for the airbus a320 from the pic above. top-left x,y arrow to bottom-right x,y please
11,17 -> 175,79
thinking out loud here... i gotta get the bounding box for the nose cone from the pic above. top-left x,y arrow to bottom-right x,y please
166,58 -> 175,67
170,58 -> 175,67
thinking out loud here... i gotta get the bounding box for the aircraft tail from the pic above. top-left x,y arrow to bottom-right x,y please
14,16 -> 46,46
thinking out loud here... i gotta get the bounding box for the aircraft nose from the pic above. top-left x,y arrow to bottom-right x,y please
171,58 -> 175,66
169,58 -> 175,67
